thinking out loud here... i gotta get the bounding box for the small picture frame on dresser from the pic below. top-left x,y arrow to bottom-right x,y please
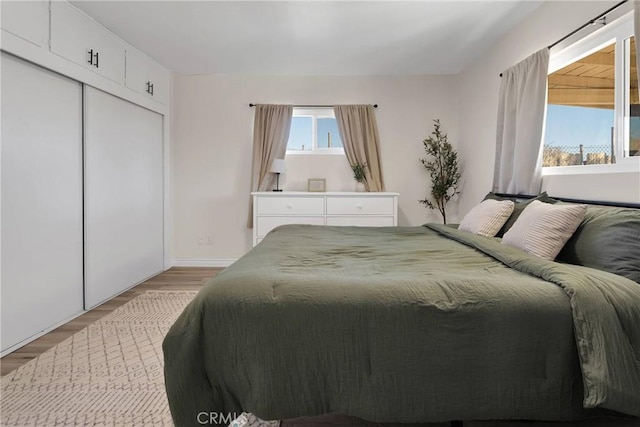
307,178 -> 326,192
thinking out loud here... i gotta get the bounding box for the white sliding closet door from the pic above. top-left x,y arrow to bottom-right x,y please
84,87 -> 163,308
1,53 -> 84,352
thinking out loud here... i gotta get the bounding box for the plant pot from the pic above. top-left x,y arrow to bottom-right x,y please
355,181 -> 367,192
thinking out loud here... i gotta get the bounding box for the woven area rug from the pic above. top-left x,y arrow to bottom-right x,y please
1,290 -> 278,426
1,291 -> 196,425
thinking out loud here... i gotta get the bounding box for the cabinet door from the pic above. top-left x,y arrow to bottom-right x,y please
0,0 -> 49,47
125,48 -> 170,104
1,53 -> 84,353
50,2 -> 126,84
84,87 -> 164,308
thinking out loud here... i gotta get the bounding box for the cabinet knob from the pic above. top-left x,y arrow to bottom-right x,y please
357,204 -> 363,210
286,203 -> 293,209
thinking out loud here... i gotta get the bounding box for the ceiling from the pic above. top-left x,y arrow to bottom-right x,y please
71,1 -> 543,76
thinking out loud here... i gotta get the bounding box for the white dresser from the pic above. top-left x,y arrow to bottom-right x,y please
252,192 -> 399,246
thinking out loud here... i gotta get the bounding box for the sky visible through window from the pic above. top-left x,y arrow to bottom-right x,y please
288,116 -> 343,150
317,118 -> 343,148
288,106 -> 630,154
544,105 -> 614,155
288,117 -> 312,150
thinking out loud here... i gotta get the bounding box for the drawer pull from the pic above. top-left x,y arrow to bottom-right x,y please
357,204 -> 363,210
286,203 -> 293,209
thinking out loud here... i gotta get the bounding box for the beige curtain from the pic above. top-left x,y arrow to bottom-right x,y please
635,2 -> 640,88
334,105 -> 385,192
247,104 -> 293,228
493,48 -> 549,195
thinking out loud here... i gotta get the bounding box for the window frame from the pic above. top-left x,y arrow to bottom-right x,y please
286,107 -> 345,155
544,11 -> 640,176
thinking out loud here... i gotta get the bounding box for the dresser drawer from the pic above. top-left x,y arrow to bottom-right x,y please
257,196 -> 325,215
326,216 -> 395,227
256,216 -> 325,238
326,196 -> 394,215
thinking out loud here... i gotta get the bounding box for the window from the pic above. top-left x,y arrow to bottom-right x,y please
544,13 -> 639,169
287,108 -> 343,153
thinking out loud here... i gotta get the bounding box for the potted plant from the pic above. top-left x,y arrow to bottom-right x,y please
418,119 -> 461,224
351,162 -> 368,192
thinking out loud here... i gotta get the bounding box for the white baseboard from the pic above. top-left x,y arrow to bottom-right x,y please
171,258 -> 237,268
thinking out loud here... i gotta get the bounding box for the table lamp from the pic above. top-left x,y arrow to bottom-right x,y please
270,159 -> 286,192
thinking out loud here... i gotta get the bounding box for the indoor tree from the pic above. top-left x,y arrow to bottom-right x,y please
418,119 -> 461,224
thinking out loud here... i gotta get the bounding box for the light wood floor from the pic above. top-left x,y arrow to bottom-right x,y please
1,267 -> 638,426
0,266 -> 221,376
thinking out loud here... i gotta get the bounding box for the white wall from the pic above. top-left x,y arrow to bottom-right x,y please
454,0 -> 639,215
171,75 -> 457,263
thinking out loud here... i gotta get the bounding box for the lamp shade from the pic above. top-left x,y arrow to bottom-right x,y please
270,159 -> 286,174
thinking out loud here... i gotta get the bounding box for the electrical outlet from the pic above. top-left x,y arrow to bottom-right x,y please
206,234 -> 213,245
197,235 -> 205,245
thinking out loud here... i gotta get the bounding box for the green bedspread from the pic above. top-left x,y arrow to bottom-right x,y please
163,225 -> 640,426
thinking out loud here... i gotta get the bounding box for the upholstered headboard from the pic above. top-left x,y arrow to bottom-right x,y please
494,193 -> 640,209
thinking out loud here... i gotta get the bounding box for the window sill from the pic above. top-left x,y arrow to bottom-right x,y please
286,149 -> 345,156
542,158 -> 640,176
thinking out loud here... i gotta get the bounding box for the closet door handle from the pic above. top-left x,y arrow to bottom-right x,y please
93,51 -> 99,68
87,49 -> 94,66
150,83 -> 154,96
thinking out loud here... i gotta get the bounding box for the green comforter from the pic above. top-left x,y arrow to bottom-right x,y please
163,225 -> 640,426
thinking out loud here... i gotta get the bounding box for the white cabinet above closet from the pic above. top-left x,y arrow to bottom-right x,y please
0,0 -> 49,48
1,1 -> 170,113
50,1 -> 126,85
126,48 -> 170,105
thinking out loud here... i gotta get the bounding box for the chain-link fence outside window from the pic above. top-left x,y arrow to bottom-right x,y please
543,144 -> 614,167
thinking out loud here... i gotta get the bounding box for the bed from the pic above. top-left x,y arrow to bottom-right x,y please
163,197 -> 640,426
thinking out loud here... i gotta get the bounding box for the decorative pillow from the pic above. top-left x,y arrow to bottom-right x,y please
557,206 -> 640,283
459,199 -> 515,237
502,200 -> 587,260
484,192 -> 557,237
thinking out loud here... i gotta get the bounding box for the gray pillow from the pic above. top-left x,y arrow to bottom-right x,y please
556,206 -> 640,283
483,192 -> 557,237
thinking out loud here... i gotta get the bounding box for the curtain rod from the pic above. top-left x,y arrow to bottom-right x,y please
249,103 -> 378,108
499,0 -> 628,77
549,0 -> 627,50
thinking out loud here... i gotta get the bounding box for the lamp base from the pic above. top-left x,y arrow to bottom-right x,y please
272,173 -> 283,192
